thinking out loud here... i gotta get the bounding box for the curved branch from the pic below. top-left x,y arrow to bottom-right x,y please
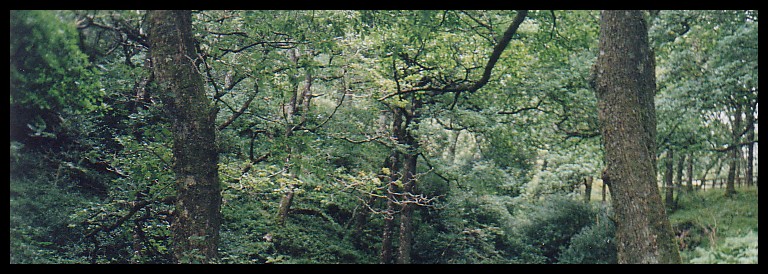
378,10 -> 528,101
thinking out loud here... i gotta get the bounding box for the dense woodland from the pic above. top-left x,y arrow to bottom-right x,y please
10,10 -> 758,264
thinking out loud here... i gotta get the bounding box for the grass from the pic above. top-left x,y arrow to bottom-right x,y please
667,186 -> 758,263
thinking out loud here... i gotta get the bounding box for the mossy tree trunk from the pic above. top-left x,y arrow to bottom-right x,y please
592,10 -> 681,264
148,10 -> 221,263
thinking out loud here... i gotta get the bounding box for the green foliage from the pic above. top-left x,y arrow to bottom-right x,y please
10,10 -> 101,111
514,194 -> 605,263
218,159 -> 379,264
688,231 -> 758,264
10,146 -> 96,263
670,188 -> 759,263
557,206 -> 616,264
411,191 -> 528,264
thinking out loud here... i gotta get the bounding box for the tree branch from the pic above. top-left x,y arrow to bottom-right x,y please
218,82 -> 259,131
497,98 -> 544,115
378,10 -> 528,101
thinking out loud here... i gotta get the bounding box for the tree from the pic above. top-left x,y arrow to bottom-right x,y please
591,10 -> 681,264
147,10 -> 221,263
10,10 -> 102,148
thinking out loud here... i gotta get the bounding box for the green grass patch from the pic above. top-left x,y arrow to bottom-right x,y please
669,187 -> 758,264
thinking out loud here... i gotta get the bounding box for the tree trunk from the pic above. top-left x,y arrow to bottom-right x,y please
673,153 -> 685,205
746,103 -> 755,187
725,104 -> 742,196
686,153 -> 694,192
396,97 -> 421,264
664,150 -> 675,210
396,152 -> 417,264
592,10 -> 681,264
601,180 -> 607,202
276,50 -> 313,225
584,176 -> 593,203
148,10 -> 221,263
380,108 -> 403,264
276,185 -> 295,225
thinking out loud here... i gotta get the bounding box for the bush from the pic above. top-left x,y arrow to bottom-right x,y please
514,194 -> 602,263
558,211 -> 616,264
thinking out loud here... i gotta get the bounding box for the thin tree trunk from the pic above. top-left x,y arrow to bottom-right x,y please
673,153 -> 686,205
148,10 -> 221,263
746,104 -> 755,187
601,180 -> 607,202
276,185 -> 295,225
276,50 -> 313,225
584,176 -> 593,203
686,153 -> 694,192
447,130 -> 460,165
592,10 -> 681,264
664,150 -> 675,210
726,104 -> 742,196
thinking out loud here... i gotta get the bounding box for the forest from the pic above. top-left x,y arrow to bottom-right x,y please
9,10 -> 758,264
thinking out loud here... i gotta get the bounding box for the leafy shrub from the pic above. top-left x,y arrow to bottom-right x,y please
514,194 -> 597,263
558,210 -> 616,264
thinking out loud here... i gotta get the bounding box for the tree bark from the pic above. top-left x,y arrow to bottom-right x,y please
148,10 -> 221,263
592,10 -> 681,264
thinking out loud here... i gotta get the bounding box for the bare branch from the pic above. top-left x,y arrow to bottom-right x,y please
497,99 -> 545,115
331,133 -> 385,144
218,82 -> 260,131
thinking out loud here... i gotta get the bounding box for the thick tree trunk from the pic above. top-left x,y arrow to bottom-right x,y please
148,10 -> 221,263
380,178 -> 397,264
592,10 -> 681,264
396,150 -> 417,264
380,108 -> 403,264
396,98 -> 421,264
